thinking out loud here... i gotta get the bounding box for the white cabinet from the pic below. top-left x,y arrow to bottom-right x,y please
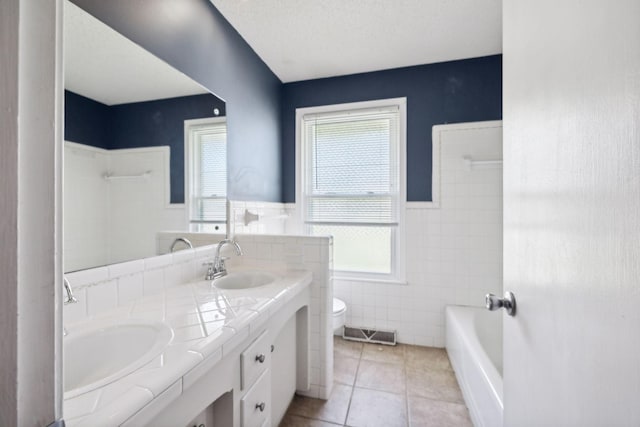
239,330 -> 271,427
183,404 -> 213,427
144,285 -> 311,427
240,331 -> 270,391
240,370 -> 271,427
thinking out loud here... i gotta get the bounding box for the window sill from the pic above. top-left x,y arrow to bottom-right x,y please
332,275 -> 408,286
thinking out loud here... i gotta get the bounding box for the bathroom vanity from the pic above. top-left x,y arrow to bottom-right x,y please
63,262 -> 312,427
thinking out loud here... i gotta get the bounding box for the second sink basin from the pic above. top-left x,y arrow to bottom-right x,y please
64,319 -> 173,399
213,271 -> 276,290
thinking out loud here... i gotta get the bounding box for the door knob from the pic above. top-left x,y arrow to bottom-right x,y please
485,291 -> 516,316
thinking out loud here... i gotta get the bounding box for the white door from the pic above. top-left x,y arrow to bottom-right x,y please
503,1 -> 640,426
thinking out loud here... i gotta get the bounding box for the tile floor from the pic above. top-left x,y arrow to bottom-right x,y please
280,337 -> 473,427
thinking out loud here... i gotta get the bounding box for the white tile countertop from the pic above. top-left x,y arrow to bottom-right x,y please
64,267 -> 312,427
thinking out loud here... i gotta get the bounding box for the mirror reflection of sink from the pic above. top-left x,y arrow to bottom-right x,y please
213,272 -> 276,290
64,319 -> 173,399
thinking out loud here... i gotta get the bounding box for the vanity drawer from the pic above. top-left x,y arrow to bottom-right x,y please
241,330 -> 270,390
241,370 -> 270,427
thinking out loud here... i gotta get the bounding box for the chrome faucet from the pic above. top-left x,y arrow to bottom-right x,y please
63,277 -> 78,305
170,237 -> 193,252
204,239 -> 243,280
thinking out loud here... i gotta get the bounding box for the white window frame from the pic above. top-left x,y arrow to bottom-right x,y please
184,116 -> 227,232
296,98 -> 407,284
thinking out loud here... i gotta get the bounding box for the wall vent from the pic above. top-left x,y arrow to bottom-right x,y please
343,326 -> 397,346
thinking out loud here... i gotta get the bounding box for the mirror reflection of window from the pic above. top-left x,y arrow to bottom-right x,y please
63,0 -> 227,271
186,118 -> 227,233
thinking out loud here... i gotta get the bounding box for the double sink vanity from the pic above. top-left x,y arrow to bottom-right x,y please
63,242 -> 314,427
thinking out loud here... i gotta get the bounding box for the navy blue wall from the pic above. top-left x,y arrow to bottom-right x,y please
111,94 -> 225,204
72,0 -> 283,202
64,90 -> 225,203
280,55 -> 502,202
64,91 -> 112,150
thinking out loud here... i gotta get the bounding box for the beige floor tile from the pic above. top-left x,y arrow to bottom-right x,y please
406,368 -> 464,403
346,387 -> 408,427
404,346 -> 453,372
279,414 -> 343,427
334,355 -> 360,385
334,336 -> 364,359
356,359 -> 406,394
361,343 -> 406,364
407,396 -> 472,427
286,384 -> 352,425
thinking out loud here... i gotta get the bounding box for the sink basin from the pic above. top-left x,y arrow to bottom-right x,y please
213,271 -> 276,290
64,319 -> 173,399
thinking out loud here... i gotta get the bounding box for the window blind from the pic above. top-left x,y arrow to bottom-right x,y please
303,108 -> 400,226
190,125 -> 227,223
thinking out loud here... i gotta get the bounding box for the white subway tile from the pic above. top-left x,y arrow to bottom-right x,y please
172,248 -> 195,263
63,287 -> 87,325
109,259 -> 144,279
143,253 -> 173,270
118,273 -> 144,305
66,266 -> 109,288
87,280 -> 118,316
143,269 -> 165,295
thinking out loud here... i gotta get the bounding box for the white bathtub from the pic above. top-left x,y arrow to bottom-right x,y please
446,305 -> 503,427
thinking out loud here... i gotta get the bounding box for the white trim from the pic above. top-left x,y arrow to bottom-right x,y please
406,201 -> 439,209
432,119 -> 503,133
333,276 -> 408,286
295,97 -> 407,283
184,116 -> 227,228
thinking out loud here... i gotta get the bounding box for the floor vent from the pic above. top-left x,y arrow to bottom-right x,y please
343,326 -> 397,346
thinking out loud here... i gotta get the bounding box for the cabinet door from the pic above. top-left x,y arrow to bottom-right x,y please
241,370 -> 270,427
241,330 -> 270,390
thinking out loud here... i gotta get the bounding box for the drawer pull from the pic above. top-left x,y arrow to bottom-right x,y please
255,353 -> 266,363
256,402 -> 266,412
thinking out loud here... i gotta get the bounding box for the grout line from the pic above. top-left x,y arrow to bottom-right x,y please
403,345 -> 411,427
342,340 -> 362,426
289,413 -> 343,426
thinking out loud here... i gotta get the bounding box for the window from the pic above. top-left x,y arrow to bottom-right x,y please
185,118 -> 227,233
297,98 -> 406,282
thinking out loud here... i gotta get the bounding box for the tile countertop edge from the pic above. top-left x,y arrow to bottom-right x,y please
64,268 -> 313,426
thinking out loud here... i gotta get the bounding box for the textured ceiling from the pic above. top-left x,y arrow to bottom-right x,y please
64,0 -> 208,106
210,0 -> 502,83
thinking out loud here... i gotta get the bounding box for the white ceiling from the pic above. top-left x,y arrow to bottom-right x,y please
64,1 -> 208,106
210,0 -> 502,83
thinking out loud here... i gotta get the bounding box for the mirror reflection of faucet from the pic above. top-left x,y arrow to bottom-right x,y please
63,276 -> 77,337
64,277 -> 78,305
204,239 -> 243,281
170,237 -> 193,252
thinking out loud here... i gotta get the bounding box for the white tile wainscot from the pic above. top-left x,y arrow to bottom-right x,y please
61,237 -> 331,426
331,121 -> 503,347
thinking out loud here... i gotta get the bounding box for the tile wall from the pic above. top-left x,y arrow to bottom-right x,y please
334,122 -> 503,347
64,142 -> 110,271
286,121 -> 503,347
64,142 -> 185,272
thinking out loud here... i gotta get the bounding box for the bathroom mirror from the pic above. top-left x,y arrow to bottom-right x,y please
63,0 -> 227,272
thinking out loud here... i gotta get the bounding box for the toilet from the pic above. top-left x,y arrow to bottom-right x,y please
333,298 -> 347,335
